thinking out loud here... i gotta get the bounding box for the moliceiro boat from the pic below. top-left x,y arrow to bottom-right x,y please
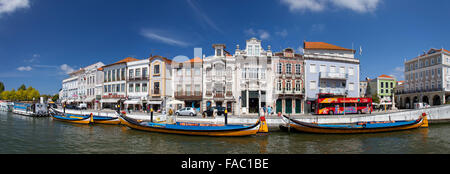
49,109 -> 120,124
280,113 -> 428,134
119,113 -> 268,137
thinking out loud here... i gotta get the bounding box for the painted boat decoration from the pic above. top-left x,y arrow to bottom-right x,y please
119,114 -> 268,137
50,113 -> 93,124
280,113 -> 428,134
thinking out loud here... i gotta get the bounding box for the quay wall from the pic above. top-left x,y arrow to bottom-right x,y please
56,105 -> 450,130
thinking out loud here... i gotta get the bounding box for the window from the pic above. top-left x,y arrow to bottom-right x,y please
348,67 -> 354,75
390,82 -> 393,88
129,84 -> 133,92
295,64 -> 301,75
310,64 -> 316,73
195,84 -> 201,96
310,81 -> 317,90
380,89 -> 383,93
349,83 -> 354,91
216,49 -> 222,57
319,65 -> 326,72
120,68 -> 125,81
129,69 -> 133,79
178,69 -> 182,76
248,45 -> 253,56
277,63 -> 282,74
277,80 -> 282,91
112,70 -> 116,81
107,71 -> 111,82
154,82 -> 160,94
186,67 -> 191,76
339,67 -> 345,74
135,68 -> 141,77
142,68 -> 148,77
116,84 -> 120,92
242,68 -> 247,78
135,83 -> 140,92
381,82 -> 383,88
104,72 -> 107,82
121,83 -> 125,92
330,66 -> 336,73
142,83 -> 147,92
286,80 -> 292,91
195,68 -> 200,76
255,45 -> 260,56
295,80 -> 301,91
260,68 -> 265,79
154,64 -> 160,75
186,85 -> 191,96
286,64 -> 292,74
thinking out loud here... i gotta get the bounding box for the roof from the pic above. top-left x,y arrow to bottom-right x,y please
304,41 -> 355,52
149,55 -> 172,64
378,74 -> 394,79
184,57 -> 203,63
103,57 -> 140,68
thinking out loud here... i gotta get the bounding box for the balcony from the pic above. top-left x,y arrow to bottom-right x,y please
175,91 -> 202,100
275,88 -> 303,95
319,72 -> 348,80
319,87 -> 346,95
128,76 -> 149,81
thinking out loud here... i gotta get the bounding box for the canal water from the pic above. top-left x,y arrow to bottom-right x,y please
2,111 -> 450,154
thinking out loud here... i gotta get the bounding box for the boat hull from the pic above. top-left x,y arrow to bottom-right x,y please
119,115 -> 261,137
93,116 -> 121,125
283,115 -> 427,134
51,114 -> 93,124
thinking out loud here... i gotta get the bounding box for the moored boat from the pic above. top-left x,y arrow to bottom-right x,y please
12,102 -> 49,117
92,115 -> 121,125
49,109 -> 93,124
280,113 -> 428,134
119,114 -> 268,137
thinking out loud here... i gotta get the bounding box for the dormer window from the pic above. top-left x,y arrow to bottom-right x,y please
216,49 -> 222,57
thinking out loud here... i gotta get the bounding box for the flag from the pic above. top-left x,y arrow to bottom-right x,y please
359,46 -> 363,56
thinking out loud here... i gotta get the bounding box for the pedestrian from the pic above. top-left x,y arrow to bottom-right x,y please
224,108 -> 228,125
268,106 -> 272,116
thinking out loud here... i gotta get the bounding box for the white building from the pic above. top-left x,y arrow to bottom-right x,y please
173,57 -> 203,111
234,38 -> 274,116
125,58 -> 149,111
79,62 -> 104,109
399,48 -> 450,108
202,44 -> 237,114
101,57 -> 138,109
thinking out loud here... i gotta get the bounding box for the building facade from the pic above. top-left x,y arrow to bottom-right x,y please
173,57 -> 203,112
367,75 -> 396,109
148,55 -> 173,113
125,58 -> 149,111
202,44 -> 237,114
398,48 -> 450,108
234,38 -> 273,116
101,57 -> 138,109
303,41 -> 360,113
272,48 -> 304,115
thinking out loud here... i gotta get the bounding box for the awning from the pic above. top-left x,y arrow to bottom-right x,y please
124,99 -> 142,105
147,101 -> 162,105
167,100 -> 183,105
84,97 -> 95,102
101,98 -> 119,103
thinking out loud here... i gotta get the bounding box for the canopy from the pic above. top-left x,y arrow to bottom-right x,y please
124,99 -> 142,105
167,100 -> 183,105
147,100 -> 162,105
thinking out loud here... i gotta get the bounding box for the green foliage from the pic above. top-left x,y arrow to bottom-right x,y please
52,94 -> 59,102
372,94 -> 380,104
0,85 -> 40,101
0,82 -> 4,93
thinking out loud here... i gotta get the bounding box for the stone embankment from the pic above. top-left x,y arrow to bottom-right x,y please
57,105 -> 450,130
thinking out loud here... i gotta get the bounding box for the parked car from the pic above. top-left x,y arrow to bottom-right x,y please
215,106 -> 226,116
203,107 -> 215,117
77,103 -> 87,110
175,107 -> 197,116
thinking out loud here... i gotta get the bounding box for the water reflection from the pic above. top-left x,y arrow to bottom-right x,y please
1,111 -> 449,154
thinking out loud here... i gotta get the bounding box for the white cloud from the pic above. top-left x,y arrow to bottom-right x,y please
280,0 -> 381,13
60,64 -> 75,74
186,0 -> 223,33
389,66 -> 404,80
17,66 -> 32,71
0,0 -> 29,16
141,29 -> 190,47
275,29 -> 288,37
244,28 -> 271,40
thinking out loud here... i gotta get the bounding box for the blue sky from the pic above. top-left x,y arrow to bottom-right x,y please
1,0 -> 450,94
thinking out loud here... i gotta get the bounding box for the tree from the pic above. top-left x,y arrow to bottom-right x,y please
372,94 -> 380,104
52,94 -> 59,102
0,82 -> 4,93
18,84 -> 26,91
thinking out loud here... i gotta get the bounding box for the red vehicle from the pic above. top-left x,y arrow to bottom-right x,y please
315,94 -> 373,115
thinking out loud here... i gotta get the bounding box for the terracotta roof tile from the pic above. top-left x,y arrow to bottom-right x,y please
184,57 -> 203,63
304,41 -> 355,52
378,74 -> 394,79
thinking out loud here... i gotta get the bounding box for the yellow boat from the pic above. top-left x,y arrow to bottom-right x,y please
119,114 -> 268,137
280,113 -> 428,134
